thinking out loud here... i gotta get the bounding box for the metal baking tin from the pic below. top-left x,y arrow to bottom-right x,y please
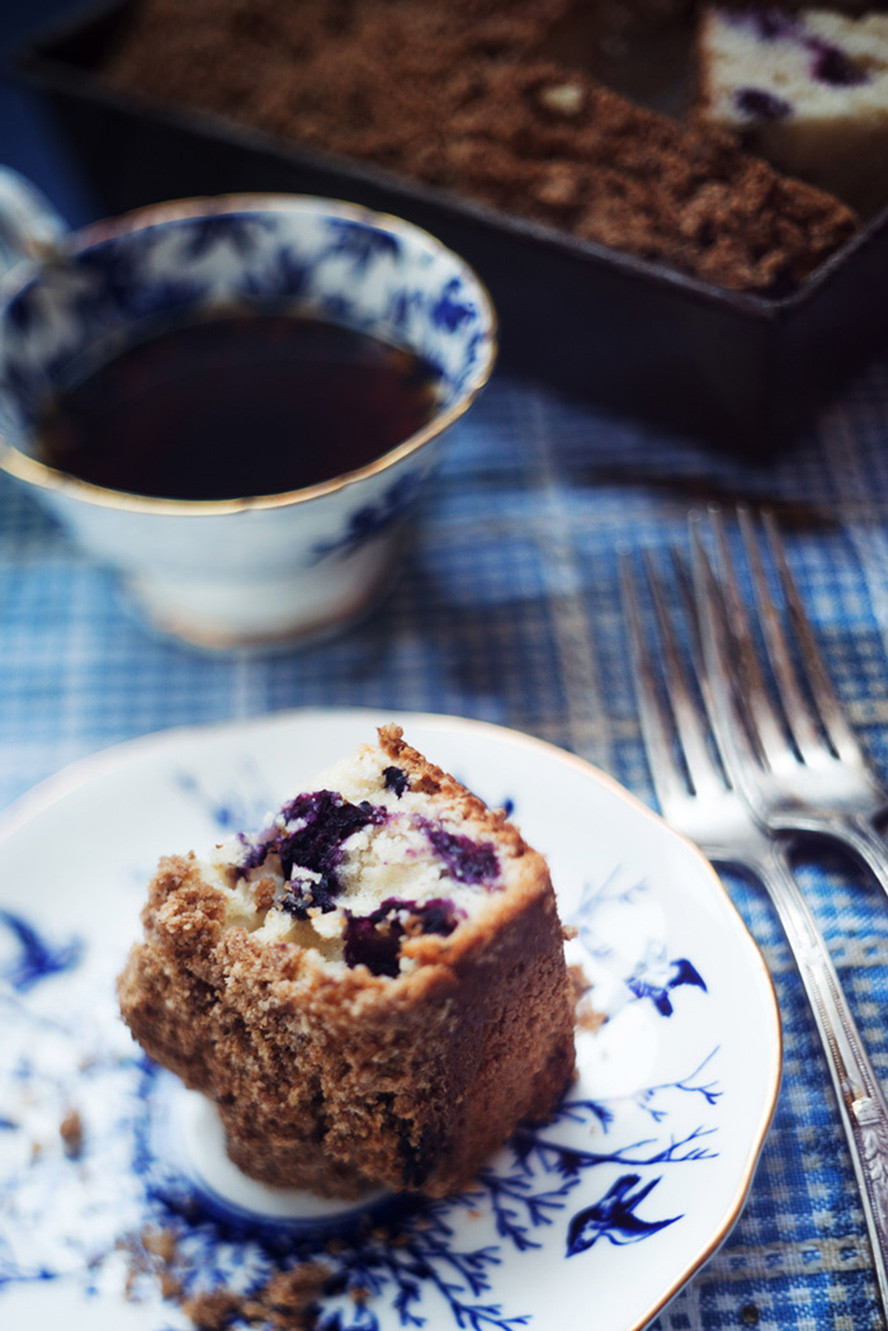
15,0 -> 888,452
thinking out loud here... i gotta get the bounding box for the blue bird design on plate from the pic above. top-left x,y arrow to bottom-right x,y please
0,910 -> 83,992
626,944 -> 707,1017
566,1175 -> 681,1255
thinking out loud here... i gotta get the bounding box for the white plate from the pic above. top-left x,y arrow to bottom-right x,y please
0,708 -> 781,1331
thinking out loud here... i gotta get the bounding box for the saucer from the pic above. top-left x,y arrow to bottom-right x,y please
0,708 -> 781,1330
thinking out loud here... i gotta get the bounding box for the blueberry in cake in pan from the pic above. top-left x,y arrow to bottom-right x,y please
117,726 -> 576,1198
695,7 -> 888,214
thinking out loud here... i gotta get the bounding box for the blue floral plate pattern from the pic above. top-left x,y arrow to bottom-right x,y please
0,709 -> 781,1331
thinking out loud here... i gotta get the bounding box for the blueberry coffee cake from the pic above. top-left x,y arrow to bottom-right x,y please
117,725 -> 576,1198
695,7 -> 888,213
104,0 -> 858,292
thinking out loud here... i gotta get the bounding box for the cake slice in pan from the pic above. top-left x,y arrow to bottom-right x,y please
695,6 -> 888,215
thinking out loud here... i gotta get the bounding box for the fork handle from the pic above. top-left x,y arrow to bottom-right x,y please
758,838 -> 888,1311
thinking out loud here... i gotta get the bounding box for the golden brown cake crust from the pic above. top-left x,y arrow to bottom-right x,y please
104,0 -> 857,292
118,728 -> 576,1198
375,723 -> 529,865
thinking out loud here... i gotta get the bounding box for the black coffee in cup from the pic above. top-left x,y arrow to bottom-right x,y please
36,313 -> 443,501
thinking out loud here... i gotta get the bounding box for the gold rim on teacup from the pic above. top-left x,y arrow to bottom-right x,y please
0,193 -> 498,516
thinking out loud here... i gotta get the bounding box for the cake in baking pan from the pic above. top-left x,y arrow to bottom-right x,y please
117,725 -> 576,1198
103,0 -> 858,291
695,7 -> 888,215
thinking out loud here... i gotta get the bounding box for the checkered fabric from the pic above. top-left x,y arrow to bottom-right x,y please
2,363 -> 888,1330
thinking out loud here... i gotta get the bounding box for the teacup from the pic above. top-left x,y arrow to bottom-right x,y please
0,170 -> 496,648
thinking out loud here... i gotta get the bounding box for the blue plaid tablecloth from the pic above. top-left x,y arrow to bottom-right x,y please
3,360 -> 888,1330
4,2 -> 888,1321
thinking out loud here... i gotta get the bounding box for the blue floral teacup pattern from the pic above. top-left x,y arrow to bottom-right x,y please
0,176 -> 496,647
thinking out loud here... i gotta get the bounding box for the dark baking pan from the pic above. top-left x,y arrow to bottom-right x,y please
14,0 -> 888,453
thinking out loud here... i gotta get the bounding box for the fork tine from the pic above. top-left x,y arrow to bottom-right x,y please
762,509 -> 862,766
620,553 -> 688,814
620,552 -> 723,810
642,550 -> 726,802
688,518 -> 766,782
707,506 -> 789,766
737,505 -> 823,762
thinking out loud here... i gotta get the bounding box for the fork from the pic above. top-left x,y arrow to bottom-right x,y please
621,551 -> 888,1319
691,505 -> 888,890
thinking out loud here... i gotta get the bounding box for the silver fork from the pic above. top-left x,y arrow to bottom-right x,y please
691,505 -> 888,889
621,551 -> 888,1318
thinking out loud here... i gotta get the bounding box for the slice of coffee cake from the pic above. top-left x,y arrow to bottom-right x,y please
118,725 -> 575,1198
695,7 -> 888,215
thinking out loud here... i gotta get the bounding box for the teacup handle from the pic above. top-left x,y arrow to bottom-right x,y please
0,167 -> 69,279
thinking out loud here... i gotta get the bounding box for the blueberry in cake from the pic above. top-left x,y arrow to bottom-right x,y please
118,725 -> 576,1198
695,7 -> 888,215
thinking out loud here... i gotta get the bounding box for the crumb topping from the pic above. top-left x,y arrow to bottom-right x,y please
103,0 -> 858,292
